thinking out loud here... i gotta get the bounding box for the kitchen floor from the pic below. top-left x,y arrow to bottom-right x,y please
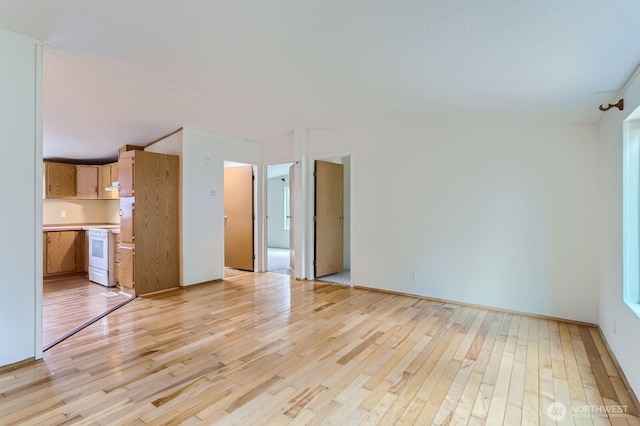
43,274 -> 132,348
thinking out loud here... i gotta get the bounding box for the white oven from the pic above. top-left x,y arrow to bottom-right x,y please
88,228 -> 116,286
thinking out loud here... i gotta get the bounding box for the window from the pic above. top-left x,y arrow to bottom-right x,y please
284,186 -> 290,230
623,116 -> 640,316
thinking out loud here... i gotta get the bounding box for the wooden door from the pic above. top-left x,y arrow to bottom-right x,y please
118,155 -> 134,197
118,246 -> 135,294
289,163 -> 296,272
98,165 -> 111,199
76,165 -> 98,199
314,160 -> 344,277
44,162 -> 76,199
98,164 -> 119,200
224,165 -> 254,271
110,163 -> 119,199
45,231 -> 77,275
119,198 -> 134,244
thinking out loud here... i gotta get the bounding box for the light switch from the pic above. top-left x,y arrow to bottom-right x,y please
60,210 -> 67,218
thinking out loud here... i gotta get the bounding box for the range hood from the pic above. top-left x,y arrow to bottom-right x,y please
104,181 -> 119,192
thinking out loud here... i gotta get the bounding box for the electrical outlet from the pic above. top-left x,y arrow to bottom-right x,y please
60,210 -> 66,218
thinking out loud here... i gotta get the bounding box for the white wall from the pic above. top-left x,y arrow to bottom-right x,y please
267,176 -> 290,248
307,125 -> 599,323
263,135 -> 294,165
145,129 -> 184,157
181,127 -> 262,285
43,199 -> 119,225
598,69 -> 640,397
105,200 -> 121,224
0,28 -> 42,366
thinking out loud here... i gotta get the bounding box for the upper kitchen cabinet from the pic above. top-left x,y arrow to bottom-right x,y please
118,155 -> 134,198
44,161 -> 120,200
98,163 -> 119,200
76,165 -> 99,199
44,162 -> 77,199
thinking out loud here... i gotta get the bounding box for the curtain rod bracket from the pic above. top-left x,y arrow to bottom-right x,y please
599,99 -> 624,112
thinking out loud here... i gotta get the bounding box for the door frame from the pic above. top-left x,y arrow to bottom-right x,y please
263,162 -> 295,274
307,152 -> 354,283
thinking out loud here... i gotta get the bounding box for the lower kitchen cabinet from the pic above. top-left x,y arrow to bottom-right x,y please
112,232 -> 121,285
43,230 -> 85,276
118,245 -> 135,296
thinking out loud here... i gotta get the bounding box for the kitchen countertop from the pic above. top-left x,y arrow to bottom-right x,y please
44,224 -> 120,232
43,225 -> 85,231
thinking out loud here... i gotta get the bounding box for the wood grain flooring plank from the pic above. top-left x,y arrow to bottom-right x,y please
0,272 -> 637,424
579,326 -> 618,402
451,311 -> 503,425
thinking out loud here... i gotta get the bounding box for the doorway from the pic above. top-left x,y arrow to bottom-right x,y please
266,163 -> 294,275
223,161 -> 256,279
42,203 -> 131,350
314,156 -> 351,285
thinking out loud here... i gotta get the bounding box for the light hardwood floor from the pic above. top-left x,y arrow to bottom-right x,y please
2,272 -> 639,424
43,274 -> 133,348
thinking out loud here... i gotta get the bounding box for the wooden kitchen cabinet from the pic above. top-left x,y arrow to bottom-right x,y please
44,162 -> 77,199
98,163 -> 119,200
118,155 -> 134,198
113,233 -> 121,284
44,161 -> 121,200
43,230 -> 85,276
118,245 -> 135,296
119,198 -> 134,243
76,165 -> 99,199
117,149 -> 179,296
110,163 -> 118,198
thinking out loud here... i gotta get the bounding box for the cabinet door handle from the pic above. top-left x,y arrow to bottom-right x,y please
119,209 -> 122,216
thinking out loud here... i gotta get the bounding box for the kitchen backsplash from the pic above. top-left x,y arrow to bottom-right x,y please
43,199 -> 120,225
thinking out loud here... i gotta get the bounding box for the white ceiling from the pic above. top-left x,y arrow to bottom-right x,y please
0,0 -> 639,161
